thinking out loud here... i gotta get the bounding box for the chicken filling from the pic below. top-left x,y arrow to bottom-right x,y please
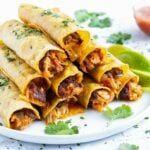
118,80 -> 143,101
46,100 -> 69,124
89,89 -> 112,111
101,68 -> 123,94
63,32 -> 83,61
26,78 -> 49,107
10,109 -> 37,130
58,75 -> 83,98
39,50 -> 67,78
82,48 -> 104,72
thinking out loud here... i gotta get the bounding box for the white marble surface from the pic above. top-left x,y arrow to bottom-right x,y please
0,0 -> 150,149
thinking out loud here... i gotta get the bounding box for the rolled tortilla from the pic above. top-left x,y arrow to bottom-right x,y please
0,71 -> 40,130
77,40 -> 107,73
89,53 -> 129,94
0,42 -> 50,107
78,77 -> 114,112
42,91 -> 85,124
117,70 -> 143,101
0,20 -> 68,78
51,62 -> 83,98
18,4 -> 90,61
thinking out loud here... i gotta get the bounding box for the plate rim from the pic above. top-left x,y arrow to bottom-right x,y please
0,94 -> 149,145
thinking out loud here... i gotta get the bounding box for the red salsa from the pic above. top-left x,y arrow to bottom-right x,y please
134,6 -> 150,35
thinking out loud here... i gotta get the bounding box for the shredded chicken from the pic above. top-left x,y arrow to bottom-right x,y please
58,75 -> 83,98
39,51 -> 67,78
26,78 -> 49,107
63,32 -> 83,61
101,68 -> 123,94
63,32 -> 82,46
89,89 -> 111,111
118,80 -> 143,101
10,109 -> 37,130
46,101 -> 69,124
82,48 -> 104,72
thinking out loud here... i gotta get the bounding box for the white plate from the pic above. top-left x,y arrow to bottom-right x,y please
0,93 -> 149,144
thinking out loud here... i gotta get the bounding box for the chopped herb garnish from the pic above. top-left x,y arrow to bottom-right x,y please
41,9 -> 53,16
104,104 -> 133,120
89,12 -> 105,18
93,34 -> 99,40
88,17 -> 112,28
12,26 -> 42,40
0,123 -> 3,126
52,14 -> 60,18
144,117 -> 149,120
80,116 -> 85,120
0,76 -> 9,87
44,120 -> 79,135
119,143 -> 139,150
133,125 -> 139,128
145,130 -> 150,134
4,51 -> 16,62
84,124 -> 87,127
74,9 -> 105,23
107,32 -> 132,44
62,20 -> 74,27
74,9 -> 90,23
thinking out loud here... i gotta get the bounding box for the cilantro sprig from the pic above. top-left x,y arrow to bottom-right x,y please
44,120 -> 79,135
74,9 -> 112,28
119,143 -> 139,150
107,32 -> 132,44
104,104 -> 133,120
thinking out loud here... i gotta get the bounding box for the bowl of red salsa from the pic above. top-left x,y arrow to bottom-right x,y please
134,0 -> 150,35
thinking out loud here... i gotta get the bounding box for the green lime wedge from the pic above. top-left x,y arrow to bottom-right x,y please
108,44 -> 150,72
143,87 -> 150,92
131,69 -> 150,87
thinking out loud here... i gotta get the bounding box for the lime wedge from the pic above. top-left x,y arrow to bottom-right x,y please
108,44 -> 150,72
143,87 -> 150,92
131,69 -> 150,87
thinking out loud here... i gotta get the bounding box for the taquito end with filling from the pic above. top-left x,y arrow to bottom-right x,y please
78,77 -> 114,112
117,70 -> 143,101
51,62 -> 83,98
90,54 -> 129,94
18,4 -> 91,61
42,90 -> 85,124
0,42 -> 50,107
0,72 -> 40,130
77,40 -> 107,73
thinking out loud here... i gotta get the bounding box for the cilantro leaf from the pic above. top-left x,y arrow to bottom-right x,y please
44,120 -> 79,135
89,12 -> 105,18
74,9 -> 90,23
88,17 -> 112,28
145,130 -> 150,134
104,104 -> 133,120
107,32 -> 131,44
119,143 -> 139,150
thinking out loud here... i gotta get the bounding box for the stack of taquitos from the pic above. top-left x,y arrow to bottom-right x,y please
18,3 -> 143,102
0,3 -> 144,129
0,20 -> 84,123
0,70 -> 40,130
18,4 -> 107,72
